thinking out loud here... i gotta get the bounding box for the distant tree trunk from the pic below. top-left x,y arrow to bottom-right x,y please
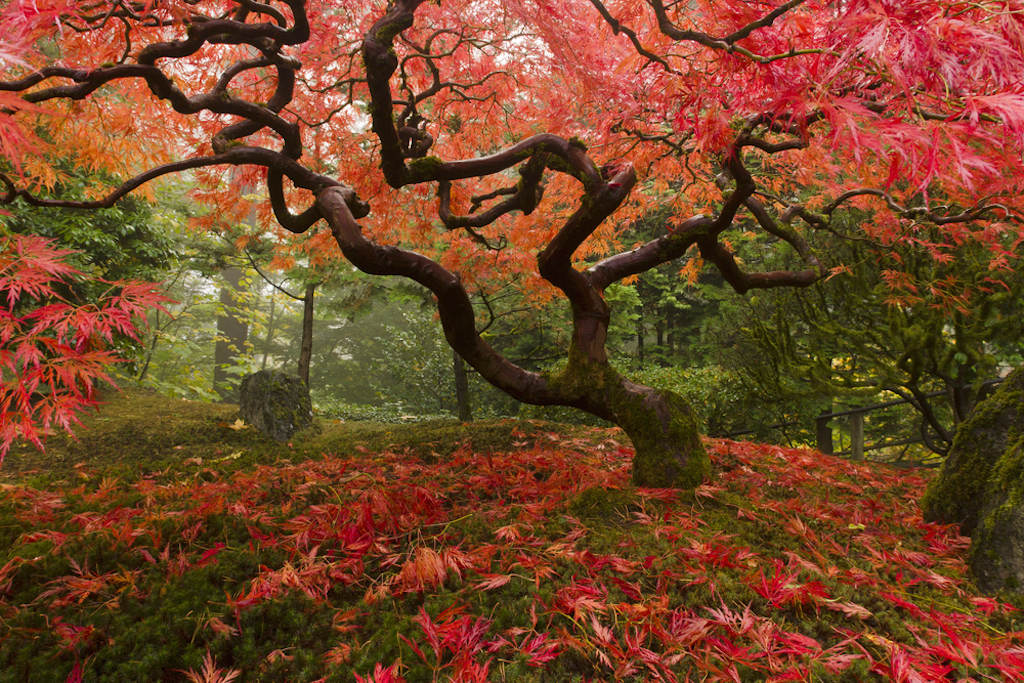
136,309 -> 163,383
297,283 -> 315,386
261,294 -> 276,370
453,350 -> 472,422
214,266 -> 249,402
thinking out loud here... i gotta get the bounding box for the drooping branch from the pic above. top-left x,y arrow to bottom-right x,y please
585,0 -> 672,71
777,189 -> 1024,239
1,147 -> 337,219
2,4 -> 309,158
638,0 -> 825,64
698,236 -> 820,294
743,194 -> 826,279
317,186 -> 565,407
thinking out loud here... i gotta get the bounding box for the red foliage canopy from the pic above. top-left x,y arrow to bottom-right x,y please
0,235 -> 169,459
2,0 -> 1023,481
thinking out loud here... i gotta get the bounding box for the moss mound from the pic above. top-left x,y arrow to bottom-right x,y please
1,387 -> 590,484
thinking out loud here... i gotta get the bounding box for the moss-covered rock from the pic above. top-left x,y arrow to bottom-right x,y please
239,370 -> 313,443
971,488 -> 1024,594
920,367 -> 1024,594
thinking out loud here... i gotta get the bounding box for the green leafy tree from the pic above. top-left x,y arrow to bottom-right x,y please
705,223 -> 1024,455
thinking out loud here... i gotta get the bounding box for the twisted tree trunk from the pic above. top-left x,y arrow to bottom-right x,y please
317,187 -> 711,489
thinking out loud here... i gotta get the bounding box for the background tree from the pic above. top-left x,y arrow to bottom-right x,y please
4,0 -> 1024,487
707,222 -> 1024,456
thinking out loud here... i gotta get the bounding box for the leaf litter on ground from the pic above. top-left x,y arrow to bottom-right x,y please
0,405 -> 1022,682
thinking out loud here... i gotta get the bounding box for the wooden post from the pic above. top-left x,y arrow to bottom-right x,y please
850,412 -> 865,461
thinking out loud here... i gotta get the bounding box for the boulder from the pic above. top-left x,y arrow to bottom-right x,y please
921,367 -> 1024,593
239,370 -> 313,442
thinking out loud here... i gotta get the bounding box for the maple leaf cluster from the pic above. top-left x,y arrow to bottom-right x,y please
1,424 -> 1022,681
0,235 -> 169,460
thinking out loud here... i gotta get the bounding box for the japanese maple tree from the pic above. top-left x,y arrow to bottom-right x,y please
3,0 -> 1024,487
0,234 -> 169,460
0,6 -> 169,462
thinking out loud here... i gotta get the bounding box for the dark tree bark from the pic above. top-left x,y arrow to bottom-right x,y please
453,350 -> 472,422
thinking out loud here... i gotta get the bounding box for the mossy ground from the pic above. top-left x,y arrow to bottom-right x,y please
1,389 -> 1021,682
1,388 -> 575,484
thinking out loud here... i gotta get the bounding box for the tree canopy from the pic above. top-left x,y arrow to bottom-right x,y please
3,0 -> 1024,485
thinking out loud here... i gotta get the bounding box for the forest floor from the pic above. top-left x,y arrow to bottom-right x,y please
0,389 -> 1022,682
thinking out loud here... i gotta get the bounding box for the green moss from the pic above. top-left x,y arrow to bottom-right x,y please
544,155 -> 577,177
374,21 -> 406,46
620,387 -> 710,489
991,436 -> 1024,496
921,367 -> 1024,532
0,389 -> 580,484
568,485 -> 638,520
407,155 -> 444,180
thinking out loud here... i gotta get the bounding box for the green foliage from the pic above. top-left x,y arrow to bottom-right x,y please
0,176 -> 177,289
627,365 -> 745,436
700,219 -> 1024,455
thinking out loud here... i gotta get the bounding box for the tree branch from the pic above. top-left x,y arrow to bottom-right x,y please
587,215 -> 711,290
317,185 -> 566,406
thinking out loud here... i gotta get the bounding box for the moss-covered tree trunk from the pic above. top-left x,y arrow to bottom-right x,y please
921,367 -> 1024,593
612,382 -> 710,488
321,184 -> 717,488
594,378 -> 709,488
544,350 -> 711,488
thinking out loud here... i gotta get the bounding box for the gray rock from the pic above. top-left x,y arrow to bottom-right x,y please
239,370 -> 313,442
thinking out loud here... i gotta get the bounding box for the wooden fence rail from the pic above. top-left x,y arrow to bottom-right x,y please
726,379 -> 1005,462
